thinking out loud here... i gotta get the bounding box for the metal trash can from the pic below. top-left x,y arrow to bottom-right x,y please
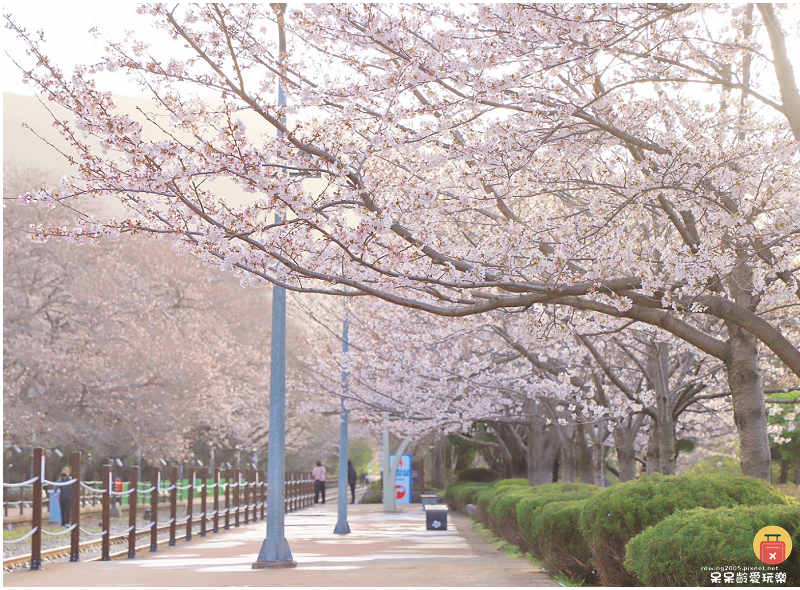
425,505 -> 448,531
421,493 -> 437,507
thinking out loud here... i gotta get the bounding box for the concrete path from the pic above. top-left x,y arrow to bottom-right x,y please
3,503 -> 557,587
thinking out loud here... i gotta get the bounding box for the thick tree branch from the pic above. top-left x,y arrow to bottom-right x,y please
758,4 -> 800,141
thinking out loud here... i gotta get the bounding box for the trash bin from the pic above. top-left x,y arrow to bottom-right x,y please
425,505 -> 448,531
421,493 -> 437,507
48,490 -> 61,523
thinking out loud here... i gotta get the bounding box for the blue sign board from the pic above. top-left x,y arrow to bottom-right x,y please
389,453 -> 412,504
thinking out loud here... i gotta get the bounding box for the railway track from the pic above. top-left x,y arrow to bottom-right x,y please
4,481 -> 354,572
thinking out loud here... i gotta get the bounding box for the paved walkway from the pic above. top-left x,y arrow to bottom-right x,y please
3,503 -> 557,587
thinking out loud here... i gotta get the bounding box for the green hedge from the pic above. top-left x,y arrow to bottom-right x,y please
516,482 -> 597,549
526,499 -> 599,584
491,478 -> 530,490
484,486 -> 540,547
445,481 -> 493,511
474,480 -> 531,524
625,503 -> 800,586
580,472 -> 790,586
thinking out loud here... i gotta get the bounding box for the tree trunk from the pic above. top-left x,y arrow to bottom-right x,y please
593,438 -> 606,486
526,403 -> 560,486
720,248 -> 772,481
496,423 -> 530,479
615,431 -> 638,482
488,422 -> 522,478
615,415 -> 645,482
430,437 -> 447,489
646,427 -> 660,475
541,434 -> 561,485
725,324 -> 771,481
649,341 -> 677,475
575,423 -> 595,483
657,415 -> 677,475
559,428 -> 577,483
779,459 -> 789,484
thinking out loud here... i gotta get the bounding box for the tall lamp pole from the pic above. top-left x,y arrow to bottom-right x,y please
334,316 -> 351,534
254,2 -> 296,569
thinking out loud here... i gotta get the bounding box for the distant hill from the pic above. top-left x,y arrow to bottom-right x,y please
4,92 -> 72,177
2,92 -> 291,206
4,93 -> 159,178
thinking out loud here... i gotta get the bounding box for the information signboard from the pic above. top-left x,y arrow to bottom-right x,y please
389,453 -> 412,504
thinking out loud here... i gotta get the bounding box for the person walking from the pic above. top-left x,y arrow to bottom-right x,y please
347,460 -> 357,504
57,466 -> 72,527
312,460 -> 326,504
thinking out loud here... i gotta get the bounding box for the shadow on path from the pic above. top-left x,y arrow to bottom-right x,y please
3,503 -> 557,587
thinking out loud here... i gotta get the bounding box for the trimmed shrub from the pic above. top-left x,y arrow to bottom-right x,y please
474,481 -> 531,524
485,486 -> 540,547
492,478 -> 530,489
516,482 -> 598,553
455,467 -> 502,483
580,472 -> 790,586
625,503 -> 800,586
445,481 -> 493,511
527,499 -> 598,584
360,479 -> 383,504
475,486 -> 500,523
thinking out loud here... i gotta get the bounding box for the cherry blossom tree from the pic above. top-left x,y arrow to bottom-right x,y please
4,168 -> 328,463
6,3 -> 800,479
293,292 -> 738,486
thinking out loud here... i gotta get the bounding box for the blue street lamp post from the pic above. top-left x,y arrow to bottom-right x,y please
334,317 -> 351,534
253,3 -> 296,569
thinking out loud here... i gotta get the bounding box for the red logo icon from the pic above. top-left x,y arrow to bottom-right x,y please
395,485 -> 406,500
754,526 -> 791,565
760,534 -> 785,564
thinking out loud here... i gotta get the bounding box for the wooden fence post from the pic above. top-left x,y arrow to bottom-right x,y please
199,467 -> 208,537
285,471 -> 294,512
213,468 -> 220,534
259,469 -> 266,520
252,469 -> 258,521
128,466 -> 139,558
30,447 -> 43,570
101,464 -> 111,561
244,468 -> 251,524
234,468 -> 241,527
298,471 -> 303,510
224,468 -> 231,530
186,467 -> 194,541
150,466 -> 160,551
284,470 -> 289,513
297,471 -> 302,510
256,469 -> 262,519
70,452 -> 81,562
169,466 -> 178,546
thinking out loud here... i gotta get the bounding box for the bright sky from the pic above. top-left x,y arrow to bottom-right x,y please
3,2 -> 160,95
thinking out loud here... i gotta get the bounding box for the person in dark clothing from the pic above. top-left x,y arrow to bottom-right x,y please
347,460 -> 357,504
57,467 -> 72,527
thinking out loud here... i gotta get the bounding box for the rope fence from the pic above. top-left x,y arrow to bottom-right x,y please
3,449 -> 323,571
40,524 -> 77,536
